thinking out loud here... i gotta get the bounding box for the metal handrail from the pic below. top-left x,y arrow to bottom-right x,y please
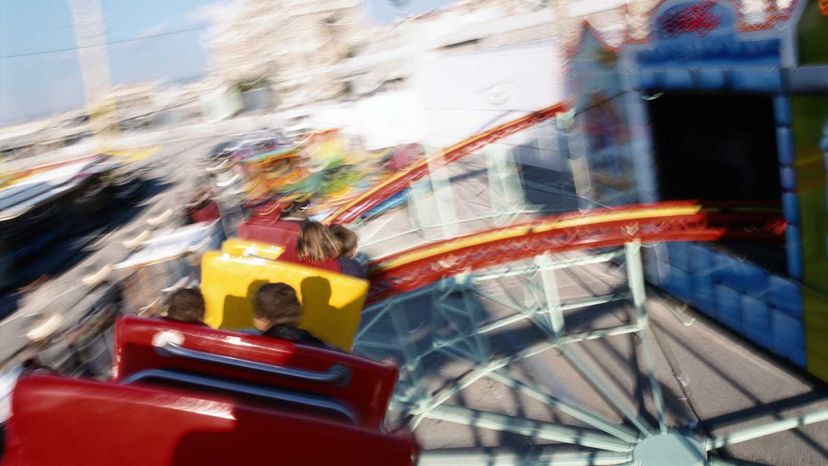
157,341 -> 350,386
121,368 -> 358,424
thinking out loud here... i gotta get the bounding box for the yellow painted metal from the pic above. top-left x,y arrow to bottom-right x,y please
221,238 -> 285,261
201,251 -> 369,350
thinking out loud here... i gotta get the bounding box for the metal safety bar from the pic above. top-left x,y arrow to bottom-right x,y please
121,368 -> 358,424
157,341 -> 350,386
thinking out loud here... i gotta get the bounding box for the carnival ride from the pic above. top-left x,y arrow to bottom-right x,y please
204,127 -> 399,221
0,155 -> 148,290
0,102 -> 826,466
1,316 -> 418,466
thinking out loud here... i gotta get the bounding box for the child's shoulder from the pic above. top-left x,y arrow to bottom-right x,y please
337,257 -> 366,279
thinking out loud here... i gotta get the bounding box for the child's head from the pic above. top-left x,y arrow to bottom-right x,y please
166,288 -> 205,323
253,282 -> 302,331
329,224 -> 358,259
296,221 -> 340,262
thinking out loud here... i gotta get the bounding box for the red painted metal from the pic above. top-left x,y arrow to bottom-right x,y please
1,374 -> 417,466
701,201 -> 787,241
279,247 -> 343,273
112,316 -> 396,429
565,19 -> 621,57
188,201 -> 220,224
632,0 -> 796,38
238,218 -> 301,246
658,0 -> 722,37
237,219 -> 343,273
240,197 -> 289,215
325,102 -> 569,224
364,201 -> 784,304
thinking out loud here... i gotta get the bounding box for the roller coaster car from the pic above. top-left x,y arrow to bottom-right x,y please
236,219 -> 341,273
201,248 -> 368,350
0,316 -> 417,466
238,217 -> 301,249
220,237 -> 285,260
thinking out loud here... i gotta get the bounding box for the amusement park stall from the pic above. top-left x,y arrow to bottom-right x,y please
565,0 -> 828,379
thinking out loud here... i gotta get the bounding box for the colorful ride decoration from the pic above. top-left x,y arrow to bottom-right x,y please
301,128 -> 348,166
564,0 -> 828,379
0,316 -> 417,466
292,131 -> 410,218
221,128 -> 409,222
237,149 -> 307,201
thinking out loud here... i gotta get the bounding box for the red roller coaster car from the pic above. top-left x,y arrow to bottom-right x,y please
0,316 -> 418,466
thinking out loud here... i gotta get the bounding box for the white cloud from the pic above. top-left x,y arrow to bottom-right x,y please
137,21 -> 171,39
189,0 -> 246,26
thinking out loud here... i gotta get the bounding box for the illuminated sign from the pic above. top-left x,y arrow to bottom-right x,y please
636,0 -> 779,67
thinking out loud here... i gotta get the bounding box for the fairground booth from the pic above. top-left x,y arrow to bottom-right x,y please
566,0 -> 828,379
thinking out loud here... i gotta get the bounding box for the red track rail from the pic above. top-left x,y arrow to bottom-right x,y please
364,201 -> 785,304
324,102 -> 569,224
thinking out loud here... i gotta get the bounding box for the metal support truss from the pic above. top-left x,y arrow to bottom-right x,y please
486,142 -> 528,226
353,240 -> 828,465
425,148 -> 460,239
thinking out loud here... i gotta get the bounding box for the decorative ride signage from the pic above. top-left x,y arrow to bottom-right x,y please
657,0 -> 722,39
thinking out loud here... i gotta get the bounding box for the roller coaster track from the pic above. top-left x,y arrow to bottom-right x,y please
323,102 -> 569,225
353,199 -> 822,466
364,201 -> 785,305
1,101 -> 811,465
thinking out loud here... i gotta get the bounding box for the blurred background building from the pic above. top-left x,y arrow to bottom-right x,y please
0,0 -> 799,157
204,0 -> 365,108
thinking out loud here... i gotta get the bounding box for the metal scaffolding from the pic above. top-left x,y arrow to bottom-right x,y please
354,240 -> 828,466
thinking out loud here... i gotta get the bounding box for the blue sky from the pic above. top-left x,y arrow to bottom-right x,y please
0,0 -> 452,125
